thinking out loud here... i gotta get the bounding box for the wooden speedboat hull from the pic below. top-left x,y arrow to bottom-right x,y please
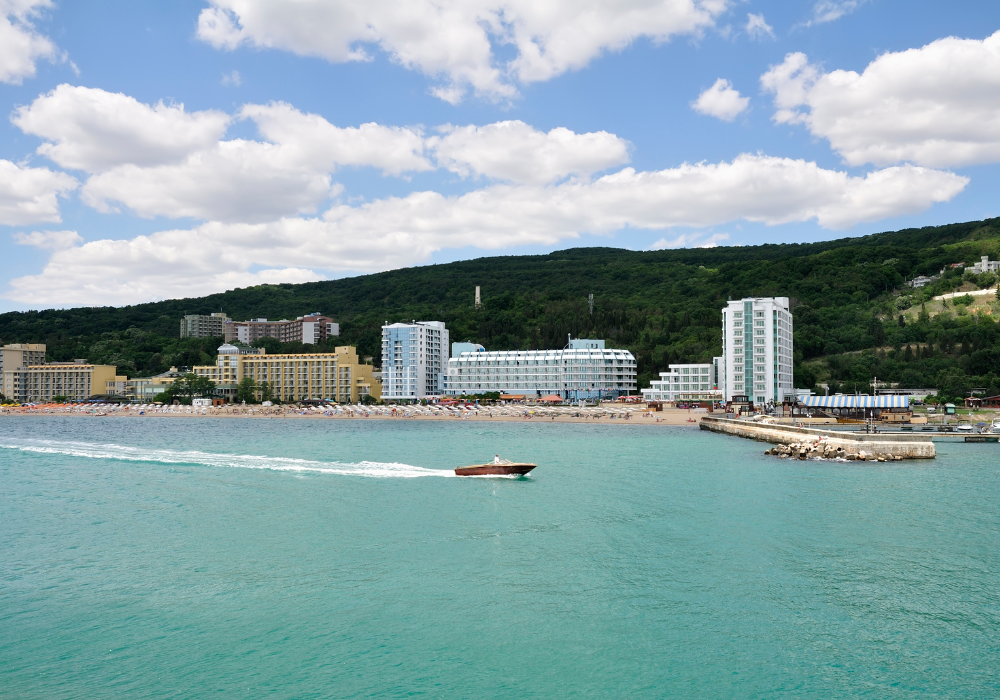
454,463 -> 536,476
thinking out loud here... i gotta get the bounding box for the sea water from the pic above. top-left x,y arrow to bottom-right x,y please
2,417 -> 999,698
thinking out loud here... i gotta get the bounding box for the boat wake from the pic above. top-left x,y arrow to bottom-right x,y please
0,438 -> 454,478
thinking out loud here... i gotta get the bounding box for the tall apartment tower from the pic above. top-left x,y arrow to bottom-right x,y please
380,321 -> 449,401
180,312 -> 230,338
720,297 -> 794,406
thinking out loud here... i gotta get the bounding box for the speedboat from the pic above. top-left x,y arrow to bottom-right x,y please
455,460 -> 536,476
956,422 -> 974,432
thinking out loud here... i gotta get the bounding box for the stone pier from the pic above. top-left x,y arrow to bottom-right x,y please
699,416 -> 936,460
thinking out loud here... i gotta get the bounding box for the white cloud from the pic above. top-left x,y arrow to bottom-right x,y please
15,88 -> 637,221
762,31 -> 1000,167
13,229 -> 82,249
196,0 -> 729,102
429,120 -> 630,183
7,154 -> 967,305
745,13 -> 773,40
12,85 -> 231,171
240,102 -> 431,176
692,78 -> 749,121
0,0 -> 58,84
221,69 -> 242,86
0,159 -> 78,225
759,52 -> 818,125
806,0 -> 863,26
80,141 -> 343,222
78,102 -> 433,222
649,231 -> 730,249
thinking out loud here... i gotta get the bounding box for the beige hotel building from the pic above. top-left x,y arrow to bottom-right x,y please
194,343 -> 380,403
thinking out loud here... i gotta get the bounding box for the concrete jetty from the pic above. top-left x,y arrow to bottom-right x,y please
700,416 -> 936,460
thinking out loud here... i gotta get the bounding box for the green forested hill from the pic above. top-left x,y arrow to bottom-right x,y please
2,217 -> 1000,399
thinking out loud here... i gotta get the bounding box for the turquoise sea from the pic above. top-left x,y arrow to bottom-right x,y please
2,416 -> 999,698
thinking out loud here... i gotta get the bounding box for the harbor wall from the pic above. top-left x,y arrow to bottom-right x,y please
699,416 -> 936,460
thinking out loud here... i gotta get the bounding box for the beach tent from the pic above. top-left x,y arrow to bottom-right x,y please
798,395 -> 909,409
537,395 -> 564,403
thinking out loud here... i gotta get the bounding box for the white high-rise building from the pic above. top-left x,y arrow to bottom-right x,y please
381,321 -> 449,401
721,297 -> 794,406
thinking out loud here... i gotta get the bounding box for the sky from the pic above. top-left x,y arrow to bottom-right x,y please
0,0 -> 999,312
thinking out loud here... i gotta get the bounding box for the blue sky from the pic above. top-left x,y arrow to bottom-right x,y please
1,0 -> 998,310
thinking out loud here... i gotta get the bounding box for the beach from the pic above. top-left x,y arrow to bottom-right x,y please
1,403 -> 707,425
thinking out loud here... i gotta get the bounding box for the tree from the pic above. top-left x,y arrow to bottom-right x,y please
167,373 -> 216,402
251,336 -> 283,354
936,368 -> 970,402
258,380 -> 274,403
236,377 -> 257,404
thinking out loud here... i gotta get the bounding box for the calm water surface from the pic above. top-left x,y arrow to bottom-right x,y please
2,417 -> 998,698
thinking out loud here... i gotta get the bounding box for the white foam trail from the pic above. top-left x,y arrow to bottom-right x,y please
0,438 -> 455,478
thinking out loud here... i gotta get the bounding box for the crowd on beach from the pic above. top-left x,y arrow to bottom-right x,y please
1,401 -> 708,424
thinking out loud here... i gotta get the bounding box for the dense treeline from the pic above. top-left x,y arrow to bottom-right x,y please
1,218 -> 999,398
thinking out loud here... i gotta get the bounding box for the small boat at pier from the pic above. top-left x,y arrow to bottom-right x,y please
454,460 -> 536,476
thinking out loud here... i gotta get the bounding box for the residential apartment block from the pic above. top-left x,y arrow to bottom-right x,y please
223,314 -> 340,345
641,361 -> 723,403
193,343 -> 380,403
445,338 -> 637,400
179,312 -> 230,338
381,321 -> 449,400
720,297 -> 795,406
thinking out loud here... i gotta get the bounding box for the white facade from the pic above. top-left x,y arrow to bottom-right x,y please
721,297 -> 795,406
641,363 -> 721,402
381,321 -> 449,400
445,340 -> 637,399
971,256 -> 1000,274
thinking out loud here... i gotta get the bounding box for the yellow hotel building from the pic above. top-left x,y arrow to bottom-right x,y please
1,343 -> 119,403
21,361 -> 119,403
194,343 -> 380,403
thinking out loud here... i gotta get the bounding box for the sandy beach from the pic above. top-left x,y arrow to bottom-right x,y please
1,403 -> 707,425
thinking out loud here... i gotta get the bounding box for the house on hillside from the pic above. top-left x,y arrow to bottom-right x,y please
909,275 -> 935,288
971,256 -> 1000,274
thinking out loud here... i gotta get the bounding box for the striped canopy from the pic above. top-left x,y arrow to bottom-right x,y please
799,395 -> 909,409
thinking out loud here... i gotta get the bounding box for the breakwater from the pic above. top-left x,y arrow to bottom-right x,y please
699,416 -> 936,460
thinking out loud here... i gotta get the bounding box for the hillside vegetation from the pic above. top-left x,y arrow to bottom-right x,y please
2,218 -> 1000,401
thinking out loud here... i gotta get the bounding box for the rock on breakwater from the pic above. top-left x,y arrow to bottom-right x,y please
699,416 -> 935,460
